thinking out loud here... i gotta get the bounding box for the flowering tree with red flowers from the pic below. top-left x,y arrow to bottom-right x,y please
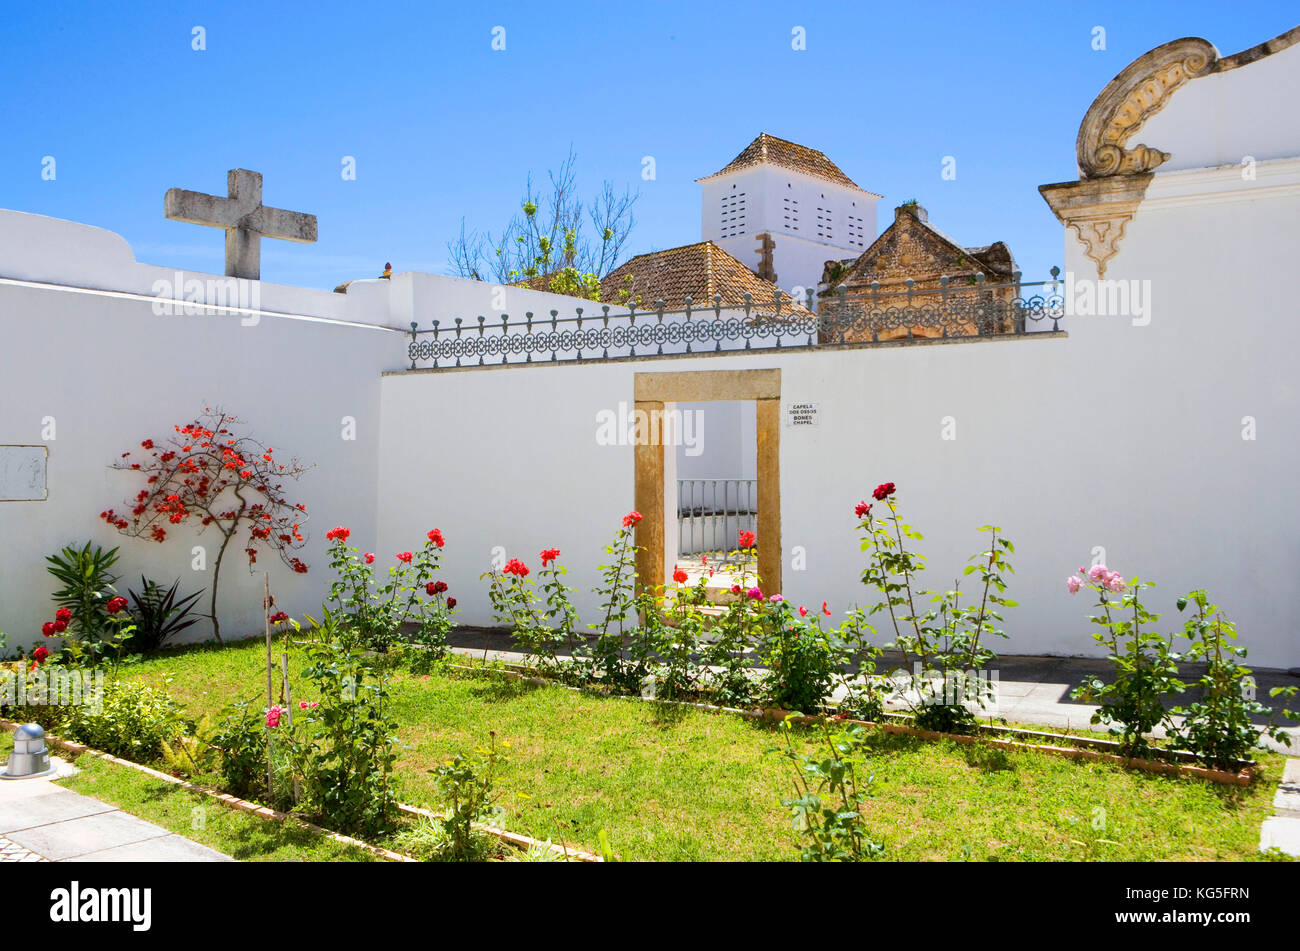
101,408 -> 312,643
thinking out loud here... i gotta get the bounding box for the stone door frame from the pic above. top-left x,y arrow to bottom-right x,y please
632,368 -> 781,597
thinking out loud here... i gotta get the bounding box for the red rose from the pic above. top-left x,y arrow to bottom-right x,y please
397,551 -> 413,563
738,530 -> 756,549
731,584 -> 742,595
622,510 -> 643,528
872,482 -> 896,501
32,646 -> 50,664
427,529 -> 445,548
55,607 -> 72,623
426,580 -> 448,595
364,553 -> 375,564
106,596 -> 128,614
446,597 -> 457,609
41,622 -> 56,637
53,620 -> 67,634
326,526 -> 351,542
503,558 -> 529,578
270,611 -> 289,624
673,568 -> 689,584
540,548 -> 561,566
854,500 -> 872,518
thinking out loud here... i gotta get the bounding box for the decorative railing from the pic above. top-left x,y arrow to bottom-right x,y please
405,269 -> 1064,368
677,478 -> 756,564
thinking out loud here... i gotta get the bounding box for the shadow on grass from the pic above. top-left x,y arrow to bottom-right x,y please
465,674 -> 541,703
960,743 -> 1016,773
646,701 -> 691,729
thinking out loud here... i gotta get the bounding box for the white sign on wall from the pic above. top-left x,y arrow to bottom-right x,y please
785,401 -> 820,427
0,446 -> 48,501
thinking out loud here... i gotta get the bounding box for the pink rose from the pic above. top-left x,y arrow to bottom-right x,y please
1066,576 -> 1082,595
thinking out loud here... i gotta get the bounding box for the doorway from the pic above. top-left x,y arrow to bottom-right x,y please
632,368 -> 781,597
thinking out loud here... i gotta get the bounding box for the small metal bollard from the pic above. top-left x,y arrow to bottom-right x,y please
1,723 -> 54,779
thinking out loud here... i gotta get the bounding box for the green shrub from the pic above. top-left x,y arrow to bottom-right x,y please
45,541 -> 121,653
428,731 -> 506,861
59,679 -> 187,762
772,718 -> 884,862
126,577 -> 205,654
760,603 -> 836,713
1167,589 -> 1297,768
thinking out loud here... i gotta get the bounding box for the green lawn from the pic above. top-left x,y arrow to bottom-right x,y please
98,637 -> 1288,862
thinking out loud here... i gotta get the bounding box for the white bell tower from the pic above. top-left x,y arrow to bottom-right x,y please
698,133 -> 881,308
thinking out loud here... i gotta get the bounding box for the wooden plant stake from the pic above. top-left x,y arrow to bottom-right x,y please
279,654 -> 299,800
265,572 -> 273,800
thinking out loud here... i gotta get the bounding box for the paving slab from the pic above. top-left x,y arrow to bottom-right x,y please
0,832 -> 49,862
1259,816 -> 1300,856
0,786 -> 115,834
64,833 -> 235,863
6,809 -> 172,861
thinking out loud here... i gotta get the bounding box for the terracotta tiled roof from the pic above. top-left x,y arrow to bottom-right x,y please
697,133 -> 879,195
600,241 -> 812,316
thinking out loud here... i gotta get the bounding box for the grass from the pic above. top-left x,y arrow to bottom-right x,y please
98,636 -> 1290,862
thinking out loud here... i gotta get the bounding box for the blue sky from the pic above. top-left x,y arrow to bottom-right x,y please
2,1 -> 1295,292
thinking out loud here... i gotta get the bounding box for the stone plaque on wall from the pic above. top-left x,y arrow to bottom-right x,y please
0,445 -> 48,501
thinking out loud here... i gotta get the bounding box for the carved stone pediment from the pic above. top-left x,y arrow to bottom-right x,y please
1077,38 -> 1218,179
1045,25 -> 1300,276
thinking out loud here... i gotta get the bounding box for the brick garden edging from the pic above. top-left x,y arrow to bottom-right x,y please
0,718 -> 596,862
445,662 -> 1258,787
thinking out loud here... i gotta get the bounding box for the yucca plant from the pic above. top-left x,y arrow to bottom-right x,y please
126,577 -> 206,654
45,541 -> 120,646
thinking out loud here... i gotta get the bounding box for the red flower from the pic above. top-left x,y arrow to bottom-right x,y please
503,558 -> 530,578
396,551 -> 413,563
738,530 -> 756,549
32,646 -> 50,664
622,510 -> 643,528
427,528 -> 445,548
872,482 -> 896,501
53,620 -> 67,634
731,584 -> 742,595
672,568 -> 689,584
141,439 -> 154,449
426,580 -> 448,595
364,553 -> 375,564
822,601 -> 832,617
540,548 -> 561,566
270,611 -> 289,624
446,597 -> 457,609
106,596 -> 128,614
326,526 -> 351,542
799,606 -> 809,617
854,500 -> 872,518
41,622 -> 56,637
55,607 -> 72,623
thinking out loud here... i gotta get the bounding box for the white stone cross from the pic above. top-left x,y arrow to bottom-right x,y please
164,169 -> 317,280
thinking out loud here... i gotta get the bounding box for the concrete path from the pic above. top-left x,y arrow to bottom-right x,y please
1260,758 -> 1300,856
0,759 -> 233,863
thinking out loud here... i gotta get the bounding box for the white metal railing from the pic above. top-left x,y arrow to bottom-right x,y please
677,478 -> 756,563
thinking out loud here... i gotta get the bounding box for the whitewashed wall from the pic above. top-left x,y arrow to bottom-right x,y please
0,210 -> 598,651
